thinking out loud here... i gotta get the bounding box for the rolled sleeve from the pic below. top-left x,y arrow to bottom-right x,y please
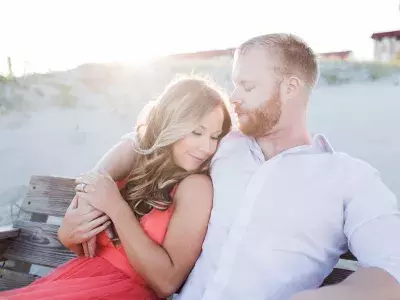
344,160 -> 400,282
120,131 -> 138,142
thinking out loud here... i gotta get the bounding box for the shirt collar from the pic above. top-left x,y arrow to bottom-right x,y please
247,133 -> 335,162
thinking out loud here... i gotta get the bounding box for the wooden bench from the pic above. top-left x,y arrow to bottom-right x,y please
0,175 -> 358,292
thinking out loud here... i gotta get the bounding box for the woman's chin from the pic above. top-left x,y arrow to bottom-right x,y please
181,163 -> 202,173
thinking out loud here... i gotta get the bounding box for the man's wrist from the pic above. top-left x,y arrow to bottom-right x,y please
109,197 -> 130,221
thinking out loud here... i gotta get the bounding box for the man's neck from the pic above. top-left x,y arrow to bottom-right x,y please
256,125 -> 312,160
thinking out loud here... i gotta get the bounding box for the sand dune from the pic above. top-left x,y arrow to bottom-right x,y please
1,59 -> 399,226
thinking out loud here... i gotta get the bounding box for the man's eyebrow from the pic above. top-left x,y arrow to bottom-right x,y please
238,80 -> 255,85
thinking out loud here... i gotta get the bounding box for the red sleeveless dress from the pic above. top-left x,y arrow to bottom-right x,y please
0,185 -> 177,300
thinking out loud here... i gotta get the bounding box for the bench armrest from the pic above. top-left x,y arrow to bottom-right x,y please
0,225 -> 20,240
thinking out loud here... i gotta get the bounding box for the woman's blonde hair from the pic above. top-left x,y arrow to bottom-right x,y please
121,76 -> 232,218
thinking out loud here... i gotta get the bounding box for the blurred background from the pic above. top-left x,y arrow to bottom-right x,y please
1,0 -> 399,226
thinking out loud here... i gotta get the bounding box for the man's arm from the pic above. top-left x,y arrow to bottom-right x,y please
293,159 -> 400,300
68,134 -> 139,257
91,134 -> 138,181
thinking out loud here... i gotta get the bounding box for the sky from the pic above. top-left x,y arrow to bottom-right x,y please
1,0 -> 399,75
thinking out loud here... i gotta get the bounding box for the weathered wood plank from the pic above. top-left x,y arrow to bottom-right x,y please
0,240 -> 8,261
1,260 -> 31,274
321,268 -> 353,286
0,225 -> 20,240
340,250 -> 357,261
3,220 -> 76,268
21,175 -> 76,217
0,268 -> 39,291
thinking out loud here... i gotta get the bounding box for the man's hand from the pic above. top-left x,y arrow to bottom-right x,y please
83,225 -> 116,257
290,267 -> 400,300
290,288 -> 328,300
58,195 -> 111,256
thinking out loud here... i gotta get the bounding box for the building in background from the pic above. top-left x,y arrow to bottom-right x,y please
318,51 -> 353,61
371,30 -> 400,62
167,48 -> 354,61
167,48 -> 235,60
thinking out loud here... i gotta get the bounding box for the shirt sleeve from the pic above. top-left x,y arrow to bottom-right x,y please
343,158 -> 400,283
120,131 -> 138,142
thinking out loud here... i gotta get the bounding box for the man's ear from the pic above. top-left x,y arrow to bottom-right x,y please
286,76 -> 302,98
279,76 -> 301,104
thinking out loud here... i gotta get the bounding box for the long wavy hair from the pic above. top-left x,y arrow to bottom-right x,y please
120,76 -> 232,219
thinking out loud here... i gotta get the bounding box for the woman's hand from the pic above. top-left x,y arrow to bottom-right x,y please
75,170 -> 125,218
58,195 -> 112,255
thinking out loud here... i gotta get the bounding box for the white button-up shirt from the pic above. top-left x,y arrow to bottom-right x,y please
175,132 -> 400,300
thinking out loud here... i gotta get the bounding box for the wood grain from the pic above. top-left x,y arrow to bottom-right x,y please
321,268 -> 353,286
0,268 -> 39,291
340,250 -> 357,261
0,225 -> 20,240
21,175 -> 76,217
3,220 -> 76,268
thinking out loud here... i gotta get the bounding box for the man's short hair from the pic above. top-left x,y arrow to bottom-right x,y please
236,33 -> 319,90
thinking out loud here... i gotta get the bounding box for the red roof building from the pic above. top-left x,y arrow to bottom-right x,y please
370,30 -> 400,62
371,30 -> 400,40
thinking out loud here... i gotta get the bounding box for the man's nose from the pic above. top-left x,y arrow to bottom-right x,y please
230,89 -> 242,105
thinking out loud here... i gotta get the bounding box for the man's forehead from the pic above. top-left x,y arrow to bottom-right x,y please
232,49 -> 275,82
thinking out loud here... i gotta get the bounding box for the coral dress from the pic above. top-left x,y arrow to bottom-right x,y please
0,186 -> 177,300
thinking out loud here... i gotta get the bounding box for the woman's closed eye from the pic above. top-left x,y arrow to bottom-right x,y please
192,131 -> 220,140
192,131 -> 202,136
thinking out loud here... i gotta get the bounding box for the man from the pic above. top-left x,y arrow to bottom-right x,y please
175,34 -> 400,299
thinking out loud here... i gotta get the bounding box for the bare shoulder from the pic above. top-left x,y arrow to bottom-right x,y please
174,174 -> 213,208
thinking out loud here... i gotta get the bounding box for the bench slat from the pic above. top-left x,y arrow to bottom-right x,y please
321,268 -> 353,286
21,175 -> 76,217
0,240 -> 8,261
0,225 -> 20,240
3,220 -> 76,268
0,268 -> 39,291
340,250 -> 357,261
0,174 -> 359,293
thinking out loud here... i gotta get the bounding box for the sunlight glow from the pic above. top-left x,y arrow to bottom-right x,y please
1,0 -> 399,75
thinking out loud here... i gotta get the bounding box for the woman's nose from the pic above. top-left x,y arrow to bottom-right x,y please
198,136 -> 214,155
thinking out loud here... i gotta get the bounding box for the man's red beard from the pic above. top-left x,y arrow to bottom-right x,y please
236,88 -> 282,137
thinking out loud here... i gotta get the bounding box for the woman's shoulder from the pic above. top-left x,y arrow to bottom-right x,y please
178,174 -> 212,192
173,174 -> 213,207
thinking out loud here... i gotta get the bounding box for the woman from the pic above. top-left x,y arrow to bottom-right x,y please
0,76 -> 232,300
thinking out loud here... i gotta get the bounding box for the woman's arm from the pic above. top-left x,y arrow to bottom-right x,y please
109,174 -> 213,298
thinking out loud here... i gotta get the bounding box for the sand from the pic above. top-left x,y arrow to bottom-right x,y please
1,60 -> 399,226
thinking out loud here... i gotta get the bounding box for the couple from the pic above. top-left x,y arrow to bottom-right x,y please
2,33 -> 400,300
